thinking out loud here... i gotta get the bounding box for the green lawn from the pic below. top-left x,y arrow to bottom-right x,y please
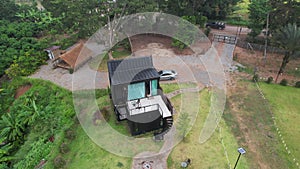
89,50 -> 131,72
60,125 -> 132,169
260,83 -> 300,166
167,90 -> 249,169
160,82 -> 198,94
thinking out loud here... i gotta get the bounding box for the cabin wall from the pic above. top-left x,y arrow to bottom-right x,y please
128,115 -> 163,136
111,84 -> 128,105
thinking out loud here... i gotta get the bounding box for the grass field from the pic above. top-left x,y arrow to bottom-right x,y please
56,90 -> 132,169
223,80 -> 300,168
160,82 -> 198,94
259,83 -> 300,166
167,90 -> 249,169
61,125 -> 132,169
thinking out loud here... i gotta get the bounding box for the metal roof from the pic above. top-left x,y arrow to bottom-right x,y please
107,56 -> 159,85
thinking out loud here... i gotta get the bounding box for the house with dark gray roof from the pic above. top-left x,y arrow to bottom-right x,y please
107,56 -> 173,136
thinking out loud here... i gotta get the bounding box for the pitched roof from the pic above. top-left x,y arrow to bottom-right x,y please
107,56 -> 159,85
58,42 -> 93,69
44,45 -> 60,51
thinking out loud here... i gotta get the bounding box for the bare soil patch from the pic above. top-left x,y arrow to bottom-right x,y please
14,84 -> 32,99
234,46 -> 300,83
130,34 -> 194,55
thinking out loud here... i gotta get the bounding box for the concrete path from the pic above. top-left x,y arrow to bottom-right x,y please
131,127 -> 175,169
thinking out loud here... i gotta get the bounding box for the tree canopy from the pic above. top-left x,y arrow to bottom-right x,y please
248,0 -> 300,39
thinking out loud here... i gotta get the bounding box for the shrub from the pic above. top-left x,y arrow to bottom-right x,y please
204,27 -> 211,36
280,79 -> 288,86
233,53 -> 238,61
60,143 -> 70,154
252,74 -> 259,82
266,77 -> 273,84
65,129 -> 76,140
117,162 -> 124,168
101,106 -> 110,121
53,156 -> 66,169
196,15 -> 208,28
13,139 -> 53,169
182,16 -> 196,24
69,68 -> 74,74
171,39 -> 186,50
295,81 -> 300,88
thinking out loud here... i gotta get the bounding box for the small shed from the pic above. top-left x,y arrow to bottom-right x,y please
52,42 -> 93,71
44,46 -> 61,60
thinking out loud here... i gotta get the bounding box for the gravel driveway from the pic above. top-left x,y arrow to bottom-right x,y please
31,40 -> 234,92
30,60 -> 108,91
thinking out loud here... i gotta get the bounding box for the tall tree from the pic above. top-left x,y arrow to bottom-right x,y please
42,0 -> 105,38
269,0 -> 300,32
274,23 -> 300,82
248,0 -> 271,39
0,0 -> 19,21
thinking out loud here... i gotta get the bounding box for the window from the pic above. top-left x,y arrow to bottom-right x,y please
151,79 -> 158,96
127,82 -> 145,100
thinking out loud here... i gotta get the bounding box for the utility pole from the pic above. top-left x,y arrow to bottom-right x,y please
263,13 -> 269,65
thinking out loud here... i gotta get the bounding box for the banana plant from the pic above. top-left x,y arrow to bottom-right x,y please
0,137 -> 15,163
0,113 -> 25,144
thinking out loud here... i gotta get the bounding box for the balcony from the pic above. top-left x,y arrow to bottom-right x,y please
127,95 -> 172,118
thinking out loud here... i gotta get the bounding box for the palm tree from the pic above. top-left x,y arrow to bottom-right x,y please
274,23 -> 300,82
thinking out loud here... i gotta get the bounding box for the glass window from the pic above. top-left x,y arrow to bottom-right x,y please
151,79 -> 158,96
127,82 -> 145,100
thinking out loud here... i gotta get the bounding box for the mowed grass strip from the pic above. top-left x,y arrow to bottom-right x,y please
260,83 -> 300,164
168,90 -> 248,169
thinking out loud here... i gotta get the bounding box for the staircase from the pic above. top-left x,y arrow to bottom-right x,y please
154,116 -> 173,140
164,116 -> 173,131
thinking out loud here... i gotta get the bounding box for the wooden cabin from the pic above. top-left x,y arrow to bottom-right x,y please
107,56 -> 174,136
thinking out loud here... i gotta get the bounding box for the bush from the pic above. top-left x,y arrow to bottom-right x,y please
196,15 -> 208,28
252,74 -> 259,82
13,139 -> 53,169
65,129 -> 76,140
295,81 -> 300,88
101,106 -> 111,121
53,156 -> 66,169
204,27 -> 211,36
266,77 -> 273,84
171,39 -> 186,50
182,16 -> 196,24
117,162 -> 124,168
280,79 -> 288,86
69,68 -> 74,74
60,143 -> 70,154
233,53 -> 238,61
